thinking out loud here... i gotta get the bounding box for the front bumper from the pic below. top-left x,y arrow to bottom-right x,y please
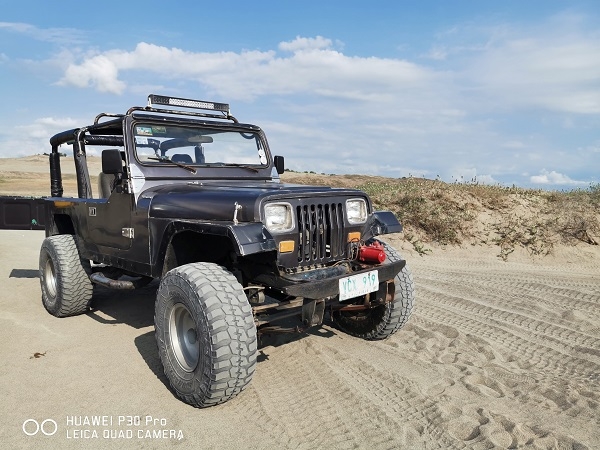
257,259 -> 406,299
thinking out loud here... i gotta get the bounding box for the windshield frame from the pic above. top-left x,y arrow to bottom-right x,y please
128,115 -> 273,179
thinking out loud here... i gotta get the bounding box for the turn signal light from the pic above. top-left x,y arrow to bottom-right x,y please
347,232 -> 361,242
279,240 -> 295,253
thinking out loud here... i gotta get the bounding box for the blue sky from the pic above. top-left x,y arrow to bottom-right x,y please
1,0 -> 599,188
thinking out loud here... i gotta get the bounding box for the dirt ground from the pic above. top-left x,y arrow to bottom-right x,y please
1,229 -> 599,449
0,155 -> 102,198
1,156 -> 599,448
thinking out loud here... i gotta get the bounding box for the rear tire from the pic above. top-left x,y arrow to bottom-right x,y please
333,241 -> 414,340
155,262 -> 257,407
39,234 -> 94,317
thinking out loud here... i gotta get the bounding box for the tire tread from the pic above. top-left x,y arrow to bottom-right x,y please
155,262 -> 257,408
40,234 -> 93,317
333,240 -> 415,340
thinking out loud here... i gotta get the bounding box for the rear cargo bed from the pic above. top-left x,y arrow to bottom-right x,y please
0,196 -> 46,230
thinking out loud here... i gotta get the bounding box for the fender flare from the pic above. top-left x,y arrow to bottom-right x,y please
362,211 -> 403,241
154,220 -> 276,274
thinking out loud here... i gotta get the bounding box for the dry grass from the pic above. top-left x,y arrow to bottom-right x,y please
282,172 -> 600,259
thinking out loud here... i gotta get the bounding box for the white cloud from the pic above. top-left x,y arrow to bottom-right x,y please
463,15 -> 600,114
58,40 -> 436,102
278,36 -> 333,52
0,22 -> 85,45
446,167 -> 500,185
55,14 -> 600,119
577,141 -> 600,154
3,117 -> 80,156
36,117 -> 78,127
530,169 -> 587,185
475,174 -> 499,185
62,55 -> 126,94
424,47 -> 448,61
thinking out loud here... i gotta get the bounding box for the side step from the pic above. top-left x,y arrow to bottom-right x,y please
89,272 -> 136,290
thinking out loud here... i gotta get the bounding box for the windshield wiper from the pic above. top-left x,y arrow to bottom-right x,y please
148,157 -> 197,174
205,163 -> 260,173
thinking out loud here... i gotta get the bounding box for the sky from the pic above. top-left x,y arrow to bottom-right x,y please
1,0 -> 599,189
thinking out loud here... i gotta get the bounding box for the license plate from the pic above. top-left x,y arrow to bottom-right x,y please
339,270 -> 379,301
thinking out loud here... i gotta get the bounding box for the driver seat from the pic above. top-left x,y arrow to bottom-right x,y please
98,172 -> 116,198
171,154 -> 193,164
98,149 -> 125,198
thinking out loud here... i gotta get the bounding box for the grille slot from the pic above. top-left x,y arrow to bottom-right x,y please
297,203 -> 345,265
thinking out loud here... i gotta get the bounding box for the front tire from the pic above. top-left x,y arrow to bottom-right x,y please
155,262 -> 257,407
333,241 -> 415,340
39,234 -> 94,317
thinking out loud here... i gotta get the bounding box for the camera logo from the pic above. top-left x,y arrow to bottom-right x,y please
22,419 -> 58,436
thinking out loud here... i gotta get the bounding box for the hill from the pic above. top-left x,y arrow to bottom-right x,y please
1,156 -> 598,260
282,172 -> 600,260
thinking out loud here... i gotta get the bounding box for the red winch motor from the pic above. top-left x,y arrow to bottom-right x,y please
357,241 -> 386,264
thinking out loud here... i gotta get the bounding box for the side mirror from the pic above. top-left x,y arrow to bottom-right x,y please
274,155 -> 285,175
102,149 -> 123,174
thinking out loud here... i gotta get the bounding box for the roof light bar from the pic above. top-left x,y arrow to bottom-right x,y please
148,94 -> 229,114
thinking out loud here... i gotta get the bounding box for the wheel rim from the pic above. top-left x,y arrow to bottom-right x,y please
168,303 -> 199,372
44,258 -> 57,299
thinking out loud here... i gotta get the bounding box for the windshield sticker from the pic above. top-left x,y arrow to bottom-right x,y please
135,136 -> 148,145
136,126 -> 153,136
152,126 -> 167,134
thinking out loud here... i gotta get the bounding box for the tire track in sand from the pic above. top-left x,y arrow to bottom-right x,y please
412,268 -> 600,431
418,279 -> 600,354
419,290 -> 600,386
224,337 -> 434,449
418,267 -> 600,322
297,331 -> 590,449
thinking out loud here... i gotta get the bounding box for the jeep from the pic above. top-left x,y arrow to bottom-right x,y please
38,94 -> 415,407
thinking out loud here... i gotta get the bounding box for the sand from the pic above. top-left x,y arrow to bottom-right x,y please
1,156 -> 599,448
0,229 -> 598,449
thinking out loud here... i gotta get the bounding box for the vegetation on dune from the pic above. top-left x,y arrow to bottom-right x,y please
282,172 -> 600,260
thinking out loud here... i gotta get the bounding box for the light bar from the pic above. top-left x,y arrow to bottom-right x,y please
148,94 -> 229,114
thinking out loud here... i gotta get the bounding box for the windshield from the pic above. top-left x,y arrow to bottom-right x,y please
133,123 -> 268,167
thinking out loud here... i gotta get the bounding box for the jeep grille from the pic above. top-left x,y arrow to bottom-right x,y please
297,203 -> 346,265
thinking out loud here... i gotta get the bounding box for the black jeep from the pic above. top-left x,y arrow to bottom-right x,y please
38,94 -> 415,407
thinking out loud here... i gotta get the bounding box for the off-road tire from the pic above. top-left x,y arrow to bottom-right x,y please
155,262 -> 257,408
333,240 -> 414,340
39,234 -> 94,317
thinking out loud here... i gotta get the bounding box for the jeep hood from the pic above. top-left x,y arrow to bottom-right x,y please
146,182 -> 365,222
